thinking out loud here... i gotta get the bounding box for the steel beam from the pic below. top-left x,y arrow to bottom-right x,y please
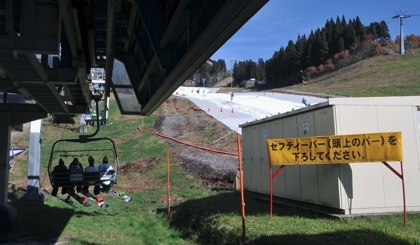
105,0 -> 116,98
141,0 -> 268,115
46,83 -> 69,114
58,0 -> 79,58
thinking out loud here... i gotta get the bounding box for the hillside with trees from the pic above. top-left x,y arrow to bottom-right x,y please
189,15 -> 420,89
265,16 -> 393,88
189,59 -> 229,86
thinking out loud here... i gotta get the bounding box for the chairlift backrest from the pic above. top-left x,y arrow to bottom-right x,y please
69,164 -> 83,174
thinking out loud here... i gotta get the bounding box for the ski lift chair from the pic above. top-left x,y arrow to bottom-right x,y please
48,138 -> 119,190
48,92 -> 119,191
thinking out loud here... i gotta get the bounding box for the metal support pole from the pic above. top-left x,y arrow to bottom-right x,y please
23,119 -> 44,203
0,114 -> 11,205
0,113 -> 17,236
393,14 -> 411,55
399,18 -> 405,55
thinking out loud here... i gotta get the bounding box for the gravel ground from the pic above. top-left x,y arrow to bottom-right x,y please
154,96 -> 239,186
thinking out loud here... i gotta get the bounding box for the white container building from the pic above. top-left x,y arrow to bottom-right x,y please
240,96 -> 420,215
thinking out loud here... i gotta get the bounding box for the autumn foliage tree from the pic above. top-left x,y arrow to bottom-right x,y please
265,16 -> 392,87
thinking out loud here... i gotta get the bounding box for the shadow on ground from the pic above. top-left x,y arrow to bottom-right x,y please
1,189 -> 93,244
249,230 -> 410,245
167,191 -> 408,245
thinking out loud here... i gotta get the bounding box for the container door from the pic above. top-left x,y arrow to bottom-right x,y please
260,122 -> 271,195
314,107 -> 341,209
270,120 -> 286,197
283,116 -> 301,201
251,126 -> 261,192
297,111 -> 319,204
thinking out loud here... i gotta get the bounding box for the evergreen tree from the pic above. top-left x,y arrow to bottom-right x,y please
199,62 -> 210,85
354,16 -> 367,42
367,22 -> 379,40
256,58 -> 265,81
310,30 -> 330,65
331,19 -> 344,55
320,31 -> 329,63
306,43 -> 313,67
305,32 -> 314,67
245,60 -> 256,80
343,22 -> 357,49
264,59 -> 274,87
325,19 -> 334,48
232,60 -> 258,86
309,30 -> 320,66
335,16 -> 342,31
341,15 -> 347,27
285,40 -> 297,78
278,47 -> 286,80
232,61 -> 238,84
263,15 -> 390,89
295,34 -> 307,71
378,20 -> 391,41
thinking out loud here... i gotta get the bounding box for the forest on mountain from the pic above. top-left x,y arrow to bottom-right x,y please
264,16 -> 391,87
190,15 -> 420,89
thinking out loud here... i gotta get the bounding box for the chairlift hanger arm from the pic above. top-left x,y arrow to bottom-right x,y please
80,94 -> 102,141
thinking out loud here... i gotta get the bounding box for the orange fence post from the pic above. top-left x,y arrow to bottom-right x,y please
270,165 -> 285,219
270,165 -> 273,219
401,161 -> 407,227
237,133 -> 246,242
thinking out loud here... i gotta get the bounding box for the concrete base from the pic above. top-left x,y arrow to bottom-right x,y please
22,186 -> 45,204
0,204 -> 17,236
330,211 -> 420,221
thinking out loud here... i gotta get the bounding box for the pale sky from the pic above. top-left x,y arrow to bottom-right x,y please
211,0 -> 420,63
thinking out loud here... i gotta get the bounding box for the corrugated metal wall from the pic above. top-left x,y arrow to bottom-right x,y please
242,97 -> 420,214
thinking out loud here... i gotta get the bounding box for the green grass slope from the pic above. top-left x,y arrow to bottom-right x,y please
283,50 -> 420,97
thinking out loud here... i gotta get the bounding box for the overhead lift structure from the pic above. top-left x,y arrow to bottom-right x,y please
0,0 -> 268,230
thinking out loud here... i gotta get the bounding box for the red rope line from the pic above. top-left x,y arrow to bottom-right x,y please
138,126 -> 237,156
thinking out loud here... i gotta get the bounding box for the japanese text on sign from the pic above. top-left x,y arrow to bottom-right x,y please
266,132 -> 403,165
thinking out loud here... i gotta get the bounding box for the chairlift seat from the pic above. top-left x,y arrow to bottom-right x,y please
69,173 -> 83,183
47,137 -> 120,189
52,172 -> 70,187
51,171 -> 116,187
84,171 -> 100,184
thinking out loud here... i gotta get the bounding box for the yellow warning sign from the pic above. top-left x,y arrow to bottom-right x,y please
267,132 -> 403,165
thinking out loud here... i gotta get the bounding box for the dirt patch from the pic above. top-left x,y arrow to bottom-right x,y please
117,174 -> 160,193
155,96 -> 239,187
116,158 -> 164,193
147,193 -> 189,205
119,158 -> 161,174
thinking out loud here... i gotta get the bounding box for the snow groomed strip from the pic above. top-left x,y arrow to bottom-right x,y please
137,126 -> 237,156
